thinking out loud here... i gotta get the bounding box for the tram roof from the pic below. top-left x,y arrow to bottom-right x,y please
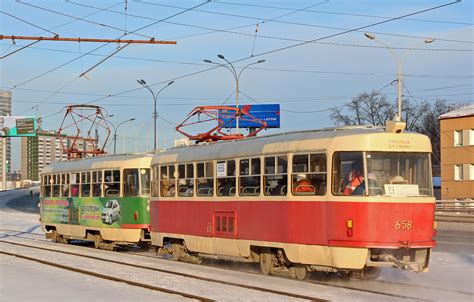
152,126 -> 431,165
42,153 -> 153,174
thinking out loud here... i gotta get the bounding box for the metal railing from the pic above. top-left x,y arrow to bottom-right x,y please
435,200 -> 474,222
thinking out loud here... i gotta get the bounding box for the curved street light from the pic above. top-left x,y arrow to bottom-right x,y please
112,117 -> 135,155
364,33 -> 434,121
137,79 -> 175,151
203,55 -> 266,134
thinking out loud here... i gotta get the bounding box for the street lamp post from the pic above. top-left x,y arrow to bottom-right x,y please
137,79 -> 175,152
203,55 -> 265,134
364,33 -> 434,121
112,118 -> 135,155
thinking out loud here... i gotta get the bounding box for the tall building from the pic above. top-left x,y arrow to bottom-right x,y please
439,104 -> 474,200
0,90 -> 12,181
21,130 -> 96,181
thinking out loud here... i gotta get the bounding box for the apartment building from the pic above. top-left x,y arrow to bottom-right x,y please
439,104 -> 474,200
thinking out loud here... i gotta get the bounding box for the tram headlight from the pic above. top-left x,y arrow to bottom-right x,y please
346,219 -> 353,237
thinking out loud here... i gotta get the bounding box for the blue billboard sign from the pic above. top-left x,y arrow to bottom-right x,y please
219,104 -> 280,128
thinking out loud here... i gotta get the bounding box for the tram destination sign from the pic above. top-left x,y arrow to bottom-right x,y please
0,116 -> 37,137
219,104 -> 280,128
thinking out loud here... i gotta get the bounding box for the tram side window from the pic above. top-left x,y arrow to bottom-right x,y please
42,175 -> 51,197
124,169 -> 139,197
71,173 -> 80,197
51,174 -> 60,197
292,153 -> 327,196
264,156 -> 288,196
239,158 -> 261,196
196,162 -> 214,197
332,152 -> 365,196
140,168 -> 151,197
217,160 -> 236,197
81,171 -> 91,197
92,171 -> 103,197
104,170 -> 121,197
160,165 -> 176,197
61,173 -> 70,197
151,166 -> 159,197
178,163 -> 194,197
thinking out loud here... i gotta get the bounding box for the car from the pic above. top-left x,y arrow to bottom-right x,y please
101,199 -> 120,225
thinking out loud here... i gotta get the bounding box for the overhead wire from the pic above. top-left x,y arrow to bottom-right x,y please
0,9 -> 58,36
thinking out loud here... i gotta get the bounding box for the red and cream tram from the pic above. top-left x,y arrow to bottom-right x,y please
149,125 -> 435,279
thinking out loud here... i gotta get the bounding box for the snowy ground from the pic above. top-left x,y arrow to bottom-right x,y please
1,188 -> 473,301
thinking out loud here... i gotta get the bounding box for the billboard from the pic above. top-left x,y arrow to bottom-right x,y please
0,116 -> 37,137
219,104 -> 280,128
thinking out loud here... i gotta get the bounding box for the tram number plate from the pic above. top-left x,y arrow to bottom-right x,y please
395,220 -> 412,230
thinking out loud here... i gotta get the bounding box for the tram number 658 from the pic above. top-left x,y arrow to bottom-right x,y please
395,220 -> 412,230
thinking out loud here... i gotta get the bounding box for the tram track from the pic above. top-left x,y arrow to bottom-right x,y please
0,239 -> 326,302
1,228 -> 471,300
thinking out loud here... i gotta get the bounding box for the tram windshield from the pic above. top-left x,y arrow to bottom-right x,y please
366,152 -> 432,197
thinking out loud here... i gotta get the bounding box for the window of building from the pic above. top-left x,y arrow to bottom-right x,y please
123,169 -> 139,197
217,160 -> 236,196
92,171 -> 102,197
454,165 -> 463,181
196,162 -> 214,197
469,129 -> 474,146
140,168 -> 150,196
454,130 -> 463,147
160,165 -> 176,197
292,153 -> 327,196
177,163 -> 194,197
104,170 -> 120,196
332,152 -> 365,196
239,158 -> 261,196
81,171 -> 91,197
470,164 -> 474,181
264,155 -> 288,196
61,173 -> 69,197
70,172 -> 80,197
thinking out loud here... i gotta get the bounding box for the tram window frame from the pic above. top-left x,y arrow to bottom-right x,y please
51,174 -> 60,197
196,162 -> 214,197
332,151 -> 365,196
140,168 -> 151,197
104,170 -> 121,197
263,155 -> 288,196
291,153 -> 327,196
216,160 -> 236,197
151,166 -> 160,197
81,171 -> 91,197
42,175 -> 52,197
239,157 -> 261,196
92,170 -> 103,197
124,169 -> 140,197
70,172 -> 80,197
160,165 -> 176,197
61,173 -> 70,197
177,163 -> 194,197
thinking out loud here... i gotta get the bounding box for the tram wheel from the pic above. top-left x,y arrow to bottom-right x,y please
259,249 -> 273,275
94,234 -> 103,249
171,243 -> 183,261
359,266 -> 381,280
294,264 -> 309,280
51,230 -> 59,243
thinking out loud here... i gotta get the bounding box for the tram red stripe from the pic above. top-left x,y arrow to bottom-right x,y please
150,199 -> 435,248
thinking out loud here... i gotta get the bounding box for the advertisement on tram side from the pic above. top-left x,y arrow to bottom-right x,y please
40,197 -> 149,227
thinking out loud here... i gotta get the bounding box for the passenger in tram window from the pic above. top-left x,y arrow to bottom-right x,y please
293,174 -> 315,194
343,162 -> 365,196
71,185 -> 79,197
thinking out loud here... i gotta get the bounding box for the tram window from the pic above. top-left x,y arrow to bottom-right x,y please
291,153 -> 327,196
160,165 -> 176,197
196,162 -> 214,197
239,158 -> 261,196
61,173 -> 70,197
92,171 -> 103,197
71,172 -> 80,197
140,168 -> 151,196
264,156 -> 288,196
104,170 -> 121,197
124,169 -> 139,197
43,175 -> 51,197
178,163 -> 194,197
51,174 -> 60,197
81,171 -> 91,197
217,160 -> 236,197
332,152 -> 365,196
151,166 -> 159,197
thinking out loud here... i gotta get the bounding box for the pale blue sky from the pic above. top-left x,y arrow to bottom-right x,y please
1,0 -> 473,170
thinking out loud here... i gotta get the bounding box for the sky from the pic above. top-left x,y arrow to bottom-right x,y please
1,0 -> 473,170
